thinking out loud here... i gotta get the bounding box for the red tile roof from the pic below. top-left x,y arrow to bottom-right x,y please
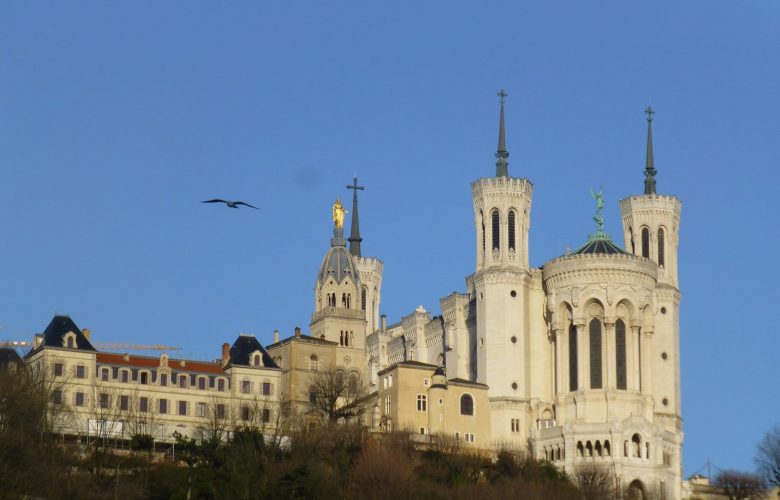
96,352 -> 225,374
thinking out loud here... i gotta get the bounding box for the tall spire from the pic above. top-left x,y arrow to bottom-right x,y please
644,106 -> 657,195
346,176 -> 364,256
495,89 -> 509,177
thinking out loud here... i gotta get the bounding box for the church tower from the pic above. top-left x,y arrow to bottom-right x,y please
346,177 -> 384,337
469,91 -> 534,443
619,108 -> 683,434
311,199 -> 368,373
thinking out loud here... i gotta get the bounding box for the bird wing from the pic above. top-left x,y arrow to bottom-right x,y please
234,201 -> 259,209
202,199 -> 228,204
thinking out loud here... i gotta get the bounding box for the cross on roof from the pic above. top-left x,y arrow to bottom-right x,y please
346,176 -> 364,192
645,106 -> 655,122
497,89 -> 507,104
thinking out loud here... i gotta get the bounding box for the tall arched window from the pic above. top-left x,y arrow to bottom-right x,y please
568,323 -> 578,391
460,394 -> 474,416
616,319 -> 627,390
589,318 -> 602,389
657,228 -> 665,267
641,227 -> 650,258
508,210 -> 516,251
361,287 -> 367,310
629,227 -> 635,254
491,210 -> 500,251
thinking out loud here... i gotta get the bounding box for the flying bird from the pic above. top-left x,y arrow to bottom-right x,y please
201,199 -> 259,210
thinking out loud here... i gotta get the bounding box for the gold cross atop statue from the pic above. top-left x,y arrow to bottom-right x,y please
332,197 -> 347,228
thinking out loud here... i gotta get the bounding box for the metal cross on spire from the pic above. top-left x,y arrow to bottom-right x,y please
645,106 -> 655,122
497,88 -> 507,104
346,176 -> 365,257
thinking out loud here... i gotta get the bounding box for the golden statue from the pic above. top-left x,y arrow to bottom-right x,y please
332,197 -> 347,228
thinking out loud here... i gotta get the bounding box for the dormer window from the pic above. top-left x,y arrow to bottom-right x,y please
63,332 -> 77,349
250,350 -> 264,367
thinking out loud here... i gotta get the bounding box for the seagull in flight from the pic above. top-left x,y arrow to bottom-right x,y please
201,199 -> 259,210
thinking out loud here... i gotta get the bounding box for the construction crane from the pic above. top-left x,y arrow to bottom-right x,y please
0,340 -> 181,351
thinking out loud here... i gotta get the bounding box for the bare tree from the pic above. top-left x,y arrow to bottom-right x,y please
195,395 -> 235,445
715,469 -> 767,500
308,368 -> 369,424
572,462 -> 618,500
756,425 -> 780,493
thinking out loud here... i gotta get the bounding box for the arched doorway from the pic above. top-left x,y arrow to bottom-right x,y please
627,479 -> 645,500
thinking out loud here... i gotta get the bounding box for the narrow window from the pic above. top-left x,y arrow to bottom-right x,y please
53,390 -> 62,405
179,375 -> 186,388
76,365 -> 86,379
216,404 -> 226,419
198,377 -> 206,390
310,355 -> 319,371
101,368 -> 109,381
75,392 -> 85,407
262,382 -> 271,396
100,393 -> 110,409
658,228 -> 665,267
589,319 -> 602,389
198,402 -> 206,418
160,374 -> 168,387
629,227 -> 635,254
460,394 -> 474,416
568,324 -> 578,391
361,288 -> 367,310
508,210 -> 516,251
54,363 -> 63,377
140,397 -> 148,412
641,227 -> 650,258
120,395 -> 129,411
491,210 -> 500,251
66,336 -> 74,348
253,354 -> 261,367
179,401 -> 187,416
217,379 -> 225,392
416,394 -> 427,412
385,396 -> 391,414
241,406 -> 250,421
140,372 -> 148,385
616,319 -> 627,390
242,380 -> 251,394
122,370 -> 129,383
159,399 -> 168,414
262,408 -> 271,423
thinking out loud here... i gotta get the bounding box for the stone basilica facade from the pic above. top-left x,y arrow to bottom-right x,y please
311,98 -> 683,498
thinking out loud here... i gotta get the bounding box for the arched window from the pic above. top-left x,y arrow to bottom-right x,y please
66,336 -> 74,348
309,355 -> 319,371
616,319 -> 627,390
589,318 -> 602,389
577,441 -> 584,458
632,434 -> 642,458
629,227 -> 635,254
641,227 -> 650,258
348,372 -> 358,392
595,441 -> 603,457
658,228 -> 665,267
361,287 -> 367,310
460,394 -> 474,416
569,323 -> 578,391
491,210 -> 500,251
604,440 -> 611,457
508,210 -> 516,251
253,354 -> 261,367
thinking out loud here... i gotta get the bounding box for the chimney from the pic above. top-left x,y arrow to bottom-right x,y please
294,326 -> 301,338
82,328 -> 91,341
381,314 -> 387,331
273,330 -> 279,343
221,343 -> 230,365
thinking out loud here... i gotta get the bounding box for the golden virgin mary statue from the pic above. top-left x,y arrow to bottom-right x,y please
332,197 -> 347,228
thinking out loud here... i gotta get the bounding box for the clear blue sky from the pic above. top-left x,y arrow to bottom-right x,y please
1,1 -> 778,477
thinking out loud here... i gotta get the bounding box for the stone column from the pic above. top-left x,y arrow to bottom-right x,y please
640,328 -> 653,394
554,327 -> 567,396
576,322 -> 587,391
604,319 -> 616,389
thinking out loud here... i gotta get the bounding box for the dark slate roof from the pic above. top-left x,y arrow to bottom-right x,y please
317,228 -> 360,286
40,315 -> 96,352
433,366 -> 446,377
0,348 -> 23,367
571,233 -> 627,256
228,334 -> 279,369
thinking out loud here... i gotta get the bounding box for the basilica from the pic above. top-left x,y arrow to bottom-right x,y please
307,95 -> 683,498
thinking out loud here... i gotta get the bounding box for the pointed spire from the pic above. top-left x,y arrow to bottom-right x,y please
644,106 -> 657,195
346,176 -> 364,256
495,89 -> 509,177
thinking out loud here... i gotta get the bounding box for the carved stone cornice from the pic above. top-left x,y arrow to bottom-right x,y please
472,268 -> 531,288
542,253 -> 657,291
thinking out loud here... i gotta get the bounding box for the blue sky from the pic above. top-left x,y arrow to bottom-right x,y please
1,1 -> 778,477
